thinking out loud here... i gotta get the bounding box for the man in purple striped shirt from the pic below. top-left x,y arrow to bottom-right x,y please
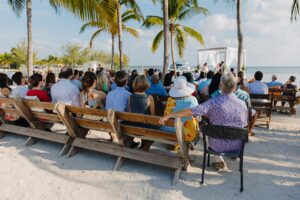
159,73 -> 248,170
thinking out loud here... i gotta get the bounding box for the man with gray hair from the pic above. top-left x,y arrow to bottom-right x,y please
159,73 -> 248,170
267,74 -> 283,88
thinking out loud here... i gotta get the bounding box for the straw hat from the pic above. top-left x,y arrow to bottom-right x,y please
169,76 -> 195,98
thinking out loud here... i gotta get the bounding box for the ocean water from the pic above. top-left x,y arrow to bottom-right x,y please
129,66 -> 300,86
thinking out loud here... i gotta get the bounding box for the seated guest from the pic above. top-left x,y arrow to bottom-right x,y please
11,72 -> 28,98
96,70 -> 109,93
209,71 -> 222,98
193,69 -> 200,80
44,72 -> 56,98
161,76 -> 198,143
183,72 -> 197,97
127,75 -> 156,151
128,70 -> 139,93
27,74 -> 51,102
198,70 -> 214,95
106,71 -> 131,112
80,72 -> 106,109
71,70 -> 82,90
51,67 -> 80,106
160,74 -> 248,170
0,73 -> 12,97
195,71 -> 206,84
249,71 -> 268,94
267,75 -> 283,88
146,74 -> 168,96
164,71 -> 175,87
282,76 -> 297,114
147,68 -> 155,83
237,71 -> 250,93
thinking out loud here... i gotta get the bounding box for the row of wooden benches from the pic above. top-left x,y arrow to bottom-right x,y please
0,97 -> 189,185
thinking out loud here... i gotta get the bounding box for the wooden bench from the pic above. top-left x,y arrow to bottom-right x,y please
0,97 -> 72,156
250,94 -> 273,129
269,88 -> 296,113
55,103 -> 188,185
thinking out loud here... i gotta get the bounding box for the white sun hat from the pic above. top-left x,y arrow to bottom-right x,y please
169,76 -> 196,98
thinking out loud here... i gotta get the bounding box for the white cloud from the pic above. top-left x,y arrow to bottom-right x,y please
199,14 -> 236,32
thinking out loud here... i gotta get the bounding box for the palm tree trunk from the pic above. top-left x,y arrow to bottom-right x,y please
170,31 -> 177,76
236,0 -> 243,72
162,0 -> 170,82
117,1 -> 124,70
27,0 -> 33,77
111,34 -> 115,70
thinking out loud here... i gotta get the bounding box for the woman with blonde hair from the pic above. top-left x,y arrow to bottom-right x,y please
96,70 -> 109,93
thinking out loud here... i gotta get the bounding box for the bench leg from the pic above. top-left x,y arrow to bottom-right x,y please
113,157 -> 126,171
172,166 -> 182,185
59,137 -> 73,157
66,146 -> 79,158
0,131 -> 6,139
25,137 -> 37,146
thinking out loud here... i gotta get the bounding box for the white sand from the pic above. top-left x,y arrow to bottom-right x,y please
0,108 -> 300,200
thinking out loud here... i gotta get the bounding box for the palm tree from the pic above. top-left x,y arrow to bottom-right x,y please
291,0 -> 299,21
144,0 -> 207,74
8,0 -> 34,76
80,9 -> 141,69
236,0 -> 243,73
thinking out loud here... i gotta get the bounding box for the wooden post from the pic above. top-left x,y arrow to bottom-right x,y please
175,117 -> 189,171
14,97 -> 38,146
56,103 -> 87,157
107,109 -> 126,171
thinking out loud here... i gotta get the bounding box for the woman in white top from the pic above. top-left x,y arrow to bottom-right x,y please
80,71 -> 106,109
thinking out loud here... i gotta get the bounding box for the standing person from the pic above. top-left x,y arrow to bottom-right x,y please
11,72 -> 28,98
71,70 -> 82,90
159,74 -> 248,170
126,75 -> 157,151
27,74 -> 51,102
0,73 -> 12,97
106,71 -> 131,112
248,71 -> 268,94
51,67 -> 80,106
80,72 -> 106,109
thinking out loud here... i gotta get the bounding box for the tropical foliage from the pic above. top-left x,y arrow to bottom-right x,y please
143,0 -> 207,73
80,8 -> 141,69
291,0 -> 299,21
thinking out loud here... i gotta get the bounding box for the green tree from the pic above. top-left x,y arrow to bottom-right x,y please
0,53 -> 14,69
10,40 -> 38,69
61,43 -> 91,67
291,0 -> 299,21
144,0 -> 207,74
80,8 -> 141,70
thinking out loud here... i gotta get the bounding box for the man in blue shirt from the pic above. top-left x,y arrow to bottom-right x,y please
267,75 -> 283,88
106,71 -> 131,112
249,71 -> 268,94
146,74 -> 168,96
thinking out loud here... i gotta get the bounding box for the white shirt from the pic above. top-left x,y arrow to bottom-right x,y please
249,81 -> 269,94
51,79 -> 80,106
11,85 -> 29,98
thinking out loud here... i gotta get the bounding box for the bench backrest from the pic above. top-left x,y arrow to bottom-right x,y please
115,111 -> 178,145
268,88 -> 296,101
250,94 -> 273,110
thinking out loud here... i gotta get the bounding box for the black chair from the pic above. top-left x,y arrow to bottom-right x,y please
201,125 -> 248,192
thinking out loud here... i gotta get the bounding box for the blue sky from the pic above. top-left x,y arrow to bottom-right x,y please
0,0 -> 299,66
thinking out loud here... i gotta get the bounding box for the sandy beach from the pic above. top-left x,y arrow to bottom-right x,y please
0,107 -> 299,200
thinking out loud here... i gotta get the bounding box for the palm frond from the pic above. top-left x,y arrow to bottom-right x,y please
122,9 -> 143,23
143,16 -> 164,28
123,26 -> 139,38
89,28 -> 106,48
174,26 -> 186,58
152,30 -> 164,53
178,5 -> 208,20
80,21 -> 105,33
7,0 -> 25,17
182,25 -> 205,45
291,0 -> 299,22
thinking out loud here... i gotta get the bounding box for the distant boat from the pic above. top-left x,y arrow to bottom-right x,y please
169,60 -> 194,72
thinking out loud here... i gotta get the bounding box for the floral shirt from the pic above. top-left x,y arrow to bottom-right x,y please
192,93 -> 248,152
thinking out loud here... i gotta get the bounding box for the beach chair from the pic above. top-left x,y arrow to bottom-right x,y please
250,94 -> 273,129
0,97 -> 72,156
200,125 -> 248,192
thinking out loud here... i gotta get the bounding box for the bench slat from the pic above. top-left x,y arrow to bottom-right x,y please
24,100 -> 56,110
75,118 -> 112,131
0,124 -> 69,144
72,138 -> 182,169
66,105 -> 108,116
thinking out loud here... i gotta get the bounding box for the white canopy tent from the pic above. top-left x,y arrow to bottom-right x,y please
197,47 -> 246,71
